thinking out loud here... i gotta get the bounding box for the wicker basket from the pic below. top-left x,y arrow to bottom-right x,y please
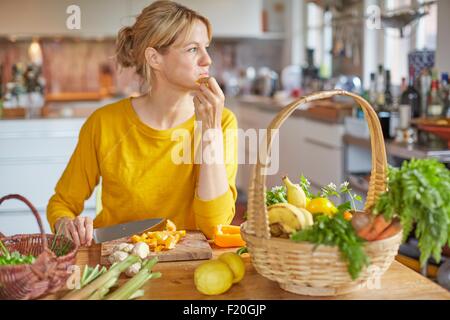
241,90 -> 403,296
0,194 -> 78,300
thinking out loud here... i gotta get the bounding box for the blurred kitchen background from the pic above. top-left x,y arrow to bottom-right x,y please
0,0 -> 449,276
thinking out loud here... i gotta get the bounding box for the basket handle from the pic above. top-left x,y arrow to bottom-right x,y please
0,194 -> 49,249
246,90 -> 388,239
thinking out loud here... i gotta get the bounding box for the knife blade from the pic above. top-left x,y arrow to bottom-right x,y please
93,218 -> 164,243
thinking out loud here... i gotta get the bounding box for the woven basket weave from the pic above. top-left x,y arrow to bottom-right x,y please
241,90 -> 403,296
0,194 -> 78,300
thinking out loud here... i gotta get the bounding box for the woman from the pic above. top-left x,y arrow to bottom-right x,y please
47,1 -> 238,246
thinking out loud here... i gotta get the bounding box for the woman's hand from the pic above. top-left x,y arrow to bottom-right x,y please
54,216 -> 94,247
193,77 -> 225,130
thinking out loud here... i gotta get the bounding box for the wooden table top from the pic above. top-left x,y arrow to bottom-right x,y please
44,243 -> 450,300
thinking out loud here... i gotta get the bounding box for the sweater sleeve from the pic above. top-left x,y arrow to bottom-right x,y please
193,109 -> 238,239
46,113 -> 101,232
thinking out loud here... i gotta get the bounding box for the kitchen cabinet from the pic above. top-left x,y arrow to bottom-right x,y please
234,100 -> 346,194
0,0 -> 129,38
0,118 -> 98,234
0,0 -> 264,38
132,0 -> 263,38
234,102 -> 276,193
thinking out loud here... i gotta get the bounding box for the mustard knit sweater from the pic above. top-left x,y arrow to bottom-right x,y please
47,98 -> 238,239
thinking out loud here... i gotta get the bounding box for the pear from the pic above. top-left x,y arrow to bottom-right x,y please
282,176 -> 307,209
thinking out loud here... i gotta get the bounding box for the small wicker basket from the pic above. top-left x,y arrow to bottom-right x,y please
241,90 -> 403,296
0,194 -> 78,300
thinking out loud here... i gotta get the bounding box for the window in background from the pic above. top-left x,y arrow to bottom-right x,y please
383,0 -> 412,86
380,0 -> 437,85
306,2 -> 332,78
415,0 -> 437,50
322,10 -> 333,78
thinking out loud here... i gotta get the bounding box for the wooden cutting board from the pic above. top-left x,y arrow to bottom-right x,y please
100,230 -> 212,265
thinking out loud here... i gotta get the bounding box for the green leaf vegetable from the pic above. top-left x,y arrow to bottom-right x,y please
374,158 -> 450,267
0,239 -> 36,266
291,210 -> 369,280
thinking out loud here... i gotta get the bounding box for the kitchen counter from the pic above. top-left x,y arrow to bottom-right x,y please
234,95 -> 354,124
43,243 -> 450,300
1,96 -> 124,120
343,134 -> 450,163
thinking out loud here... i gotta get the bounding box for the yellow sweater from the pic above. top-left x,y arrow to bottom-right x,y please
47,97 -> 238,239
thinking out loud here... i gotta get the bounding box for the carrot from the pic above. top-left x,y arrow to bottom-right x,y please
374,220 -> 401,241
357,224 -> 373,239
365,215 -> 392,241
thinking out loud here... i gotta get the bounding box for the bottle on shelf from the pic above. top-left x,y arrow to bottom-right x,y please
375,67 -> 393,140
420,68 -> 432,118
376,64 -> 385,109
401,66 -> 421,119
368,72 -> 377,108
384,69 -> 393,108
400,77 -> 407,93
427,70 -> 443,118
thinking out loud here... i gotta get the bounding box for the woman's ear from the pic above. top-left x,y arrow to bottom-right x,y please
144,47 -> 162,70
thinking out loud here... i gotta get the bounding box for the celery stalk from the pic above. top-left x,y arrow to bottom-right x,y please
61,255 -> 140,300
105,257 -> 160,300
128,289 -> 145,300
87,276 -> 118,300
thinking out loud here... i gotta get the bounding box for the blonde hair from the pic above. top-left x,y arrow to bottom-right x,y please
116,1 -> 212,92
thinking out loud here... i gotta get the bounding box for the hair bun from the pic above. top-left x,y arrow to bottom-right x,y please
116,26 -> 135,68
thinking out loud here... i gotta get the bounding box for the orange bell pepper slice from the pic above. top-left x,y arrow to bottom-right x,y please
213,224 -> 246,248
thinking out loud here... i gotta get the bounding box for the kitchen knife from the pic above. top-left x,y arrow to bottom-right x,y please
93,218 -> 164,243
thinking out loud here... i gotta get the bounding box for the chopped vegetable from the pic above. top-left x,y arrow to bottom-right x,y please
131,219 -> 186,251
113,243 -> 134,253
108,251 -> 129,264
132,242 -> 150,259
213,225 -> 246,248
125,262 -> 142,277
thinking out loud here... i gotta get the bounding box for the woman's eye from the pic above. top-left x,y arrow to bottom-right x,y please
188,47 -> 198,53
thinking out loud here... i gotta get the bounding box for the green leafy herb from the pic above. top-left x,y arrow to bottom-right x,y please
299,175 -> 314,199
265,186 -> 287,206
321,181 -> 362,212
374,158 -> 450,267
51,223 -> 74,257
291,211 -> 370,280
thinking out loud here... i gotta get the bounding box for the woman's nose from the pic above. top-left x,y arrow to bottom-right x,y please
199,49 -> 212,66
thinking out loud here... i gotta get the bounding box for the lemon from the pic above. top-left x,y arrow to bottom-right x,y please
194,260 -> 234,295
218,252 -> 245,284
306,197 -> 338,216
